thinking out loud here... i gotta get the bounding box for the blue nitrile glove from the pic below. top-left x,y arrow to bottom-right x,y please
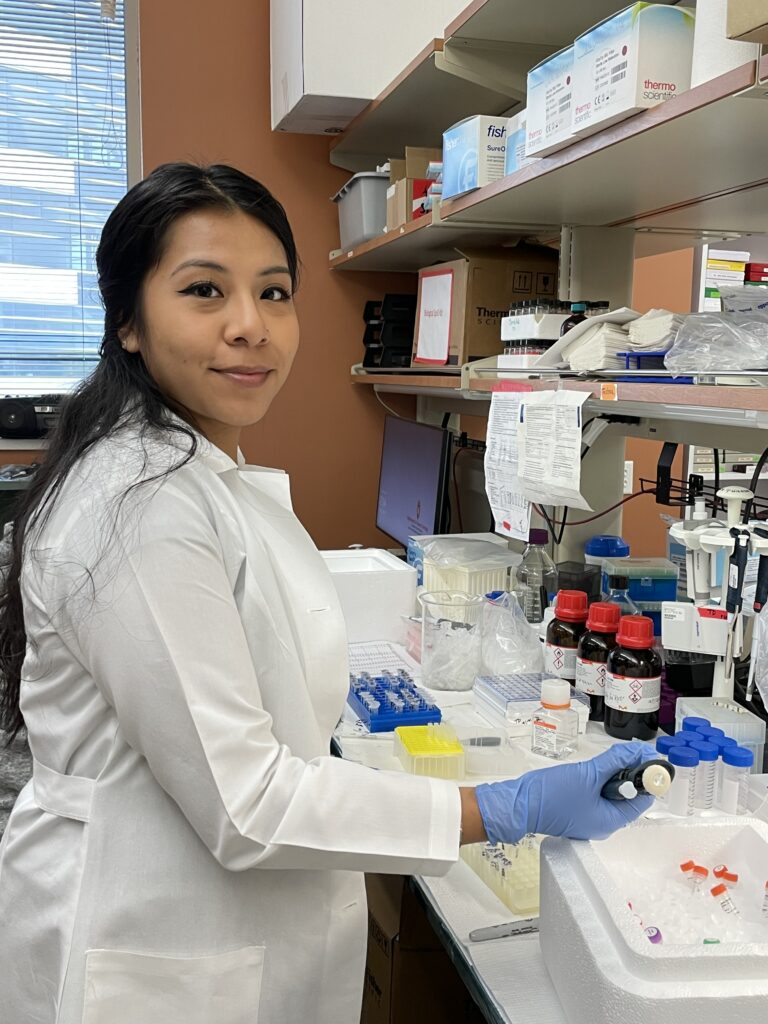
475,742 -> 658,845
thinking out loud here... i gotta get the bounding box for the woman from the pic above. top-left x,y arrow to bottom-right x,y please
0,164 -> 654,1024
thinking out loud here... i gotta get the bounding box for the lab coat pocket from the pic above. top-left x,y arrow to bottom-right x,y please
82,945 -> 265,1024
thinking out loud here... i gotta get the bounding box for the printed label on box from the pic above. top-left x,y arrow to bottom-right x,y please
414,269 -> 453,364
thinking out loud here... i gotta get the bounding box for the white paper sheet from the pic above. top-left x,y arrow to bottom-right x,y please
414,268 -> 453,363
533,307 -> 639,367
517,391 -> 591,511
484,392 -> 532,542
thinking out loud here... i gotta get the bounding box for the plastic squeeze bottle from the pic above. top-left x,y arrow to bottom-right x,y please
544,590 -> 588,685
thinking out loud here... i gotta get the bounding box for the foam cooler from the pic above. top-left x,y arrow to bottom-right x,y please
539,817 -> 768,1024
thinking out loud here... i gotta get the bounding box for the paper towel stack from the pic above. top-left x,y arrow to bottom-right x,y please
627,309 -> 684,353
567,322 -> 630,371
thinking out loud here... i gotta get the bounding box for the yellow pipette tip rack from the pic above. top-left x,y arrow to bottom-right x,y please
394,723 -> 466,780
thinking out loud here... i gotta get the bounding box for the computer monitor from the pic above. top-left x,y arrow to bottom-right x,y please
376,415 -> 451,547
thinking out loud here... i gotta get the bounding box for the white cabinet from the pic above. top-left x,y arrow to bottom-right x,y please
270,0 -> 467,133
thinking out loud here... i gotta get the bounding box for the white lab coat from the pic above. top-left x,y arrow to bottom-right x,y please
0,422 -> 461,1024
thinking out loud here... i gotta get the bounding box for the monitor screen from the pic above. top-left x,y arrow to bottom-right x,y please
376,416 -> 451,547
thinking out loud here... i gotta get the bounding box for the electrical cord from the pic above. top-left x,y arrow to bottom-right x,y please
712,448 -> 719,514
534,489 -> 647,528
374,391 -> 404,419
744,445 -> 768,522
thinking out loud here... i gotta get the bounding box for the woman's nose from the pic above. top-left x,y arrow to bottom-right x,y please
224,295 -> 268,345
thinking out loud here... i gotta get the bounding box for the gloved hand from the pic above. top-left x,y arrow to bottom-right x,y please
475,742 -> 658,845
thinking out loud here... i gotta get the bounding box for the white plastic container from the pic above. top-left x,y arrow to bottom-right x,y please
321,548 -> 416,643
422,550 -> 520,597
540,817 -> 768,1024
331,171 -> 389,250
406,531 -> 508,587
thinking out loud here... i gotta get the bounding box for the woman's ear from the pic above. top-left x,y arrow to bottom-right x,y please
119,324 -> 141,354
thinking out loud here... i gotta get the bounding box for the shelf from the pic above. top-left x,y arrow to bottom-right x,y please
329,208 -> 553,271
444,0 -> 674,48
440,58 -> 768,236
328,39 -> 516,173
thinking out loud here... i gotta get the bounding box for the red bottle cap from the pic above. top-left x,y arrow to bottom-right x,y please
616,614 -> 655,649
555,590 -> 588,623
586,601 -> 621,634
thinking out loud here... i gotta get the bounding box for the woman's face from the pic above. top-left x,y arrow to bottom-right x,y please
122,208 -> 299,457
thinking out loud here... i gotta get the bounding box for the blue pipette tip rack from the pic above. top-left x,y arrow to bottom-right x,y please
347,671 -> 442,733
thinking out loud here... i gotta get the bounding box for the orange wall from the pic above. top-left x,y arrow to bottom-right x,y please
623,248 -> 695,555
138,0 -> 413,549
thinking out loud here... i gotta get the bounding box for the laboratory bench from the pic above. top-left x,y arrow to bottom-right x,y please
333,650 -> 620,1024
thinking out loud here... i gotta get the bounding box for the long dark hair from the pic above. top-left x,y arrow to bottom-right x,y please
0,162 -> 299,739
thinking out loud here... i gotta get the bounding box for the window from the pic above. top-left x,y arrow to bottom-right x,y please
0,0 -> 128,396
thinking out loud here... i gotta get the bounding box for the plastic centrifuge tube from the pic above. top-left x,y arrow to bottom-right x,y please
389,696 -> 405,713
644,926 -> 663,944
711,883 -> 739,916
716,745 -> 754,815
686,739 -> 718,811
690,865 -> 709,896
666,746 -> 699,816
713,865 -> 739,886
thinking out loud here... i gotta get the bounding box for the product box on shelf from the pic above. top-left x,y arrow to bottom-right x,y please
525,45 -> 574,158
572,4 -> 696,139
386,177 -> 431,230
406,531 -> 507,586
503,108 -> 538,176
411,245 -> 558,366
404,146 -> 442,178
727,0 -> 768,44
442,115 -> 508,199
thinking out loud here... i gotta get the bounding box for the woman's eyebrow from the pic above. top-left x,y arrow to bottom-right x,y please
171,259 -> 227,277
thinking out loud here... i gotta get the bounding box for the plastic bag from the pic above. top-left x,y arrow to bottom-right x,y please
718,284 -> 768,314
664,312 -> 768,373
421,538 -> 515,567
479,592 -> 543,676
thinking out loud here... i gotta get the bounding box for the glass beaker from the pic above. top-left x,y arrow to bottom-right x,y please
419,591 -> 484,691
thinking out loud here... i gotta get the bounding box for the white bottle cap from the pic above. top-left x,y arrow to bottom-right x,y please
541,678 -> 571,709
641,763 -> 673,797
692,497 -> 708,521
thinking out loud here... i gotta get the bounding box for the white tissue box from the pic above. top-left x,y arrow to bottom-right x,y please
540,817 -> 768,1024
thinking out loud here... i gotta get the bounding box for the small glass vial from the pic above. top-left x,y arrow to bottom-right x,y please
576,601 -> 620,722
531,678 -> 580,760
686,738 -> 718,811
665,746 -> 699,816
545,590 -> 588,684
716,745 -> 753,815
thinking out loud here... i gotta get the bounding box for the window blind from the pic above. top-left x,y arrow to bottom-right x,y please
0,0 -> 127,396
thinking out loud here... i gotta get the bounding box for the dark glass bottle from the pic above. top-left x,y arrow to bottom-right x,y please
604,615 -> 662,741
544,590 -> 588,685
559,301 -> 588,336
576,602 -> 620,722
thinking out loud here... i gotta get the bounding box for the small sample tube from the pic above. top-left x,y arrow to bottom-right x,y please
655,735 -> 678,760
686,739 -> 718,810
690,865 -> 709,896
762,882 -> 768,919
666,746 -> 699,816
716,745 -> 754,815
710,883 -> 739,916
644,926 -> 663,944
697,726 -> 726,744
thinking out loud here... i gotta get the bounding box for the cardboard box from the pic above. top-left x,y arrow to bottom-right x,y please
727,0 -> 768,43
386,177 -> 431,230
526,45 -> 575,157
360,874 -> 485,1024
404,146 -> 442,179
572,4 -> 695,139
504,108 -> 538,176
442,115 -> 508,199
411,245 -> 558,366
387,158 -> 406,184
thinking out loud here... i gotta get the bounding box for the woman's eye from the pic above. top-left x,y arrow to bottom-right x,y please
179,281 -> 221,299
262,285 -> 291,302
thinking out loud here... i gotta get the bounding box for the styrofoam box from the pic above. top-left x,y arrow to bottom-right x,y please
540,817 -> 768,1024
321,548 -> 416,644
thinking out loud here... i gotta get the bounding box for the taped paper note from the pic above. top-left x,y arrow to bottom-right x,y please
414,268 -> 453,364
484,392 -> 532,541
516,391 -> 591,510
